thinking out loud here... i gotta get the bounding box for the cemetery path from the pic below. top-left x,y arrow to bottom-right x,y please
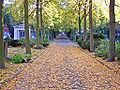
2,34 -> 120,90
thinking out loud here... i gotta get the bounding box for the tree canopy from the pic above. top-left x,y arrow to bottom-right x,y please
5,0 -> 119,31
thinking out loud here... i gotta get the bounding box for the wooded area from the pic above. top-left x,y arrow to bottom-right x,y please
0,0 -> 120,89
0,0 -> 120,70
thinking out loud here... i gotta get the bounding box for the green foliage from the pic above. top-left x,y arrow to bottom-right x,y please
94,33 -> 105,40
11,54 -> 24,64
115,42 -> 120,60
9,0 -> 120,32
95,40 -> 120,60
18,38 -> 25,45
77,37 -> 90,50
77,37 -> 83,47
77,32 -> 105,50
95,39 -> 109,59
11,53 -> 32,64
30,39 -> 36,46
42,38 -> 49,47
18,38 -> 36,47
43,38 -> 49,43
85,39 -> 90,50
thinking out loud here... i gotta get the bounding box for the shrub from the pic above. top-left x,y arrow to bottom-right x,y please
43,38 -> 49,43
95,39 -> 109,59
18,38 -> 25,45
95,40 -> 120,60
115,42 -> 120,60
77,37 -> 90,49
77,37 -> 83,47
85,39 -> 90,50
11,54 -> 24,64
42,38 -> 49,47
9,40 -> 21,47
94,33 -> 105,40
19,38 -> 36,47
30,39 -> 36,47
77,33 -> 104,50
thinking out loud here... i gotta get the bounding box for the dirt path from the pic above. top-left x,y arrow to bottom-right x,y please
2,34 -> 120,90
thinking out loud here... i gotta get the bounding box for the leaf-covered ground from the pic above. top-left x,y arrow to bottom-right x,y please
1,35 -> 120,90
0,47 -> 43,89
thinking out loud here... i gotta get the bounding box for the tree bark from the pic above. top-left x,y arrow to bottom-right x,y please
35,0 -> 40,49
48,30 -> 50,42
78,1 -> 81,33
0,0 -> 5,69
40,0 -> 43,43
4,42 -> 8,59
83,0 -> 87,48
89,0 -> 94,52
108,0 -> 115,61
24,0 -> 31,54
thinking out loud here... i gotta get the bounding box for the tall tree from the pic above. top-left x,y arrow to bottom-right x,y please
108,0 -> 115,61
89,0 -> 94,52
24,0 -> 31,54
78,0 -> 81,33
0,0 -> 5,68
40,0 -> 43,43
83,0 -> 87,48
35,0 -> 40,49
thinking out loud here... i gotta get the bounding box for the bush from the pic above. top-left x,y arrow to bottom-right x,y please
11,54 -> 32,64
18,38 -> 25,45
95,39 -> 109,59
77,33 -> 104,50
77,37 -> 90,49
85,39 -> 90,50
115,42 -> 120,60
94,33 -> 105,40
77,37 -> 83,47
30,39 -> 36,47
42,38 -> 49,47
9,40 -> 21,47
18,38 -> 36,47
95,40 -> 120,60
11,54 -> 24,64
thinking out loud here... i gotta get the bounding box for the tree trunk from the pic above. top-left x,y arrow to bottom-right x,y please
48,30 -> 50,42
108,0 -> 115,61
4,42 -> 8,59
0,0 -> 5,69
35,0 -> 40,49
83,0 -> 87,48
89,0 -> 94,52
40,0 -> 43,43
24,0 -> 31,54
78,1 -> 81,33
